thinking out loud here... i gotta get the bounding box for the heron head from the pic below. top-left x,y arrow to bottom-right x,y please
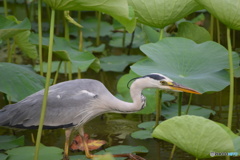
129,73 -> 201,94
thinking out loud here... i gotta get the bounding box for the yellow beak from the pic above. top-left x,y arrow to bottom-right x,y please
169,82 -> 201,94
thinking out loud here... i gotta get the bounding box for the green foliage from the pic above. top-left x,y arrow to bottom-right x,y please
100,55 -> 143,72
0,153 -> 8,160
0,16 -> 30,40
128,0 -> 202,28
152,115 -> 240,159
0,135 -> 24,150
131,37 -> 240,93
162,104 -> 216,119
43,0 -> 136,32
0,16 -> 37,59
0,62 -> 46,102
195,0 -> 240,30
30,34 -> 98,72
177,22 -> 211,43
6,144 -> 63,160
131,121 -> 157,139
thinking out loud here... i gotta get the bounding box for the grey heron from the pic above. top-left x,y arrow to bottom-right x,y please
0,73 -> 200,159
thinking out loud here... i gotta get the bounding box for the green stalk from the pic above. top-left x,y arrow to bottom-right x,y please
154,28 -> 164,128
155,90 -> 162,128
159,29 -> 164,40
210,15 -> 214,40
96,11 -> 101,46
169,144 -> 176,160
185,94 -> 193,115
38,0 -> 43,76
3,0 -> 8,16
53,61 -> 62,85
34,9 -> 55,160
227,27 -> 234,130
178,92 -> 183,116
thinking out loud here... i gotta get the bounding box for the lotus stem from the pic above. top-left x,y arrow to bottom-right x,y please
155,90 -> 162,128
226,27 -> 234,130
3,0 -> 8,16
169,144 -> 176,160
34,9 -> 55,160
210,14 -> 214,40
96,11 -> 101,46
178,92 -> 183,116
53,61 -> 62,85
159,28 -> 164,40
38,0 -> 43,76
185,94 -> 193,114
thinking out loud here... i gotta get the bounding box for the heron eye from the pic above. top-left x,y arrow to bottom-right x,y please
160,81 -> 168,85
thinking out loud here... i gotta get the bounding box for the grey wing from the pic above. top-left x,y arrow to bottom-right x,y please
0,79 -> 109,129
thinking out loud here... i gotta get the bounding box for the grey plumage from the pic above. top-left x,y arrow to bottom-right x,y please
0,79 -> 126,129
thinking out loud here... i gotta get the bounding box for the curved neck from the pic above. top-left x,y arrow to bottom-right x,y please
109,79 -> 147,113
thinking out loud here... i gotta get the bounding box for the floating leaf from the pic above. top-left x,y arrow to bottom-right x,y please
152,115 -> 239,159
96,145 -> 148,155
177,22 -> 211,43
0,62 -> 46,102
0,153 -> 8,160
128,0 -> 202,28
162,104 -> 216,119
100,55 -> 143,72
0,135 -> 24,150
195,0 -> 240,30
131,130 -> 152,140
131,37 -> 240,93
43,0 -> 136,32
6,144 -> 63,160
0,16 -> 30,40
117,71 -> 175,114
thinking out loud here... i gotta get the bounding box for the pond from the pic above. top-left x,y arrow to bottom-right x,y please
1,0 -> 240,160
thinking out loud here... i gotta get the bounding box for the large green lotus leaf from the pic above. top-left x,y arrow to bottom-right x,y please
195,0 -> 240,30
117,71 -> 175,114
152,115 -> 238,158
0,136 -> 24,150
100,55 -> 143,72
0,16 -> 31,40
0,63 -> 46,102
177,22 -> 211,43
43,0 -> 136,32
128,0 -> 202,28
162,104 -> 216,119
131,37 -> 240,93
6,144 -> 63,160
30,34 -> 98,72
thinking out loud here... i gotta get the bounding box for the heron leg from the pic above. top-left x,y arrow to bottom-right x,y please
79,126 -> 96,159
63,128 -> 72,160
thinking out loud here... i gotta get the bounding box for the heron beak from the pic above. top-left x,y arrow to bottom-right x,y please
169,82 -> 201,94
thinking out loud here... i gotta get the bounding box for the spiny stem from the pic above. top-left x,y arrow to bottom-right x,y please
34,9 -> 55,160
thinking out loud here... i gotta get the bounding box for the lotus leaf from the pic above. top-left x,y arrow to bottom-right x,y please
195,0 -> 240,30
6,144 -> 63,160
152,115 -> 239,158
43,0 -> 136,32
128,0 -> 202,28
0,136 -> 24,150
131,37 -> 239,93
0,63 -> 46,102
177,22 -> 211,43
